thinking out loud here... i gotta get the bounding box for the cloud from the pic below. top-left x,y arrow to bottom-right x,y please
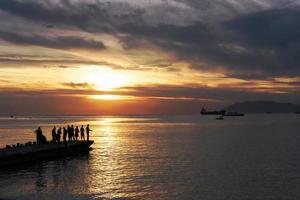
117,6 -> 300,78
222,7 -> 300,77
0,0 -> 132,33
0,80 -> 299,114
0,30 -> 105,50
62,82 -> 95,89
0,55 -> 127,70
1,0 -> 300,79
120,83 -> 300,103
2,81 -> 299,101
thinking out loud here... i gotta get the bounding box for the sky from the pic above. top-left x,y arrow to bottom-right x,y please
0,0 -> 300,115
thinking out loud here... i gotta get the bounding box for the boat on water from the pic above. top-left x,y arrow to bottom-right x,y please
200,107 -> 226,115
0,141 -> 93,168
222,112 -> 245,116
216,116 -> 224,120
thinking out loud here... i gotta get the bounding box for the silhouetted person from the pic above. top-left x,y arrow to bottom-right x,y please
67,125 -> 72,141
63,127 -> 67,143
80,125 -> 85,141
86,124 -> 91,141
71,125 -> 75,141
75,126 -> 79,141
41,134 -> 47,144
35,127 -> 42,144
34,127 -> 47,144
52,126 -> 56,143
57,127 -> 62,142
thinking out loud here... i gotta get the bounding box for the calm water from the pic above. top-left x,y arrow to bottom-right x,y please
0,114 -> 299,200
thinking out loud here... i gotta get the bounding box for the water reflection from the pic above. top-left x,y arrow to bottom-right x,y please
0,115 -> 300,200
87,118 -> 137,199
35,164 -> 47,192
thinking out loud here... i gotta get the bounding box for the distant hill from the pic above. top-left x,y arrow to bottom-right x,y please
227,101 -> 300,113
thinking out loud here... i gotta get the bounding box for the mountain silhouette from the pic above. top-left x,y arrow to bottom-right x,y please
227,101 -> 300,113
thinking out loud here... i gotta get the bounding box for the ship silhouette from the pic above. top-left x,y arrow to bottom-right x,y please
200,107 -> 226,115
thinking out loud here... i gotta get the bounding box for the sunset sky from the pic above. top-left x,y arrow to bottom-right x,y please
0,0 -> 300,115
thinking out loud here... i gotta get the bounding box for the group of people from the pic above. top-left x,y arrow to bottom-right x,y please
34,124 -> 91,145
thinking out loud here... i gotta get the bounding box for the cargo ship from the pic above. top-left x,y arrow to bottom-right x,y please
222,112 -> 245,116
0,141 -> 93,168
200,107 -> 226,115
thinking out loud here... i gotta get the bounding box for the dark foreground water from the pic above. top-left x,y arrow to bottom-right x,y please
0,114 -> 299,200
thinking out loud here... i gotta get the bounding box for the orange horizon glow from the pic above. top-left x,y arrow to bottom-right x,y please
1,29 -> 299,115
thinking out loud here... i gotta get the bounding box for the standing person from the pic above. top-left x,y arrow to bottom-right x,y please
71,125 -> 75,141
35,127 -> 47,144
86,124 -> 91,141
67,125 -> 72,141
80,125 -> 85,141
51,126 -> 56,143
75,126 -> 79,141
57,127 -> 62,142
34,127 -> 42,144
63,127 -> 67,143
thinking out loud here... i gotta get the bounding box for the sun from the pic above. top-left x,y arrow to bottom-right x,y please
81,67 -> 128,91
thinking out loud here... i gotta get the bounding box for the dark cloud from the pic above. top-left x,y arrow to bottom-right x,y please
0,0 -> 138,33
1,0 -> 300,79
0,56 -> 126,69
118,8 -> 300,79
227,8 -> 300,48
45,24 -> 55,28
0,30 -> 105,50
62,82 -> 95,89
120,84 -> 300,104
54,65 -> 78,69
223,8 -> 300,77
0,0 -> 92,26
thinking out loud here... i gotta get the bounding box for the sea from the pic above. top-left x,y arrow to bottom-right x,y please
0,114 -> 299,200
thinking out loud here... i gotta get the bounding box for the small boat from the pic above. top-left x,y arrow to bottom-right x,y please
0,141 -> 94,168
216,116 -> 224,120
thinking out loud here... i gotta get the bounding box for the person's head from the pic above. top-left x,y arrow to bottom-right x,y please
87,124 -> 89,127
38,127 -> 41,130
